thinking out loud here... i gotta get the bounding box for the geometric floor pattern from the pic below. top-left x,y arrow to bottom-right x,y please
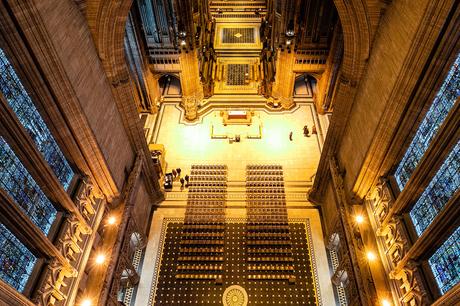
151,220 -> 319,305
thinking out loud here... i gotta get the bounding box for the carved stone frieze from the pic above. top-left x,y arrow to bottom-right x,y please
34,259 -> 77,306
367,177 -> 393,225
389,263 -> 431,305
75,178 -> 102,224
34,178 -> 104,306
367,178 -> 430,306
376,217 -> 410,268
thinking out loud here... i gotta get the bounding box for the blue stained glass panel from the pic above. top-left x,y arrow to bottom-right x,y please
0,137 -> 57,234
395,53 -> 460,190
0,223 -> 37,292
0,48 -> 74,190
409,141 -> 460,236
429,226 -> 460,295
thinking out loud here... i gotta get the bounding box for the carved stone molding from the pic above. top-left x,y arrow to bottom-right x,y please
376,217 -> 410,269
34,179 -> 104,306
107,212 -> 145,304
99,153 -> 145,305
329,156 -> 377,305
75,177 -> 103,225
181,95 -> 200,121
389,264 -> 431,305
366,178 -> 395,228
34,259 -> 77,306
279,96 -> 295,110
366,178 -> 431,306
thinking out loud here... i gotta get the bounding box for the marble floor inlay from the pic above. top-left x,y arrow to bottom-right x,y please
149,218 -> 319,306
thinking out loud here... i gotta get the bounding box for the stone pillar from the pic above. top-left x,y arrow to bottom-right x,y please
271,50 -> 296,110
179,50 -> 203,121
145,69 -> 162,114
182,95 -> 199,121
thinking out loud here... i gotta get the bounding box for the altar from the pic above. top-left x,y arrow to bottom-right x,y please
211,110 -> 262,140
222,110 -> 252,125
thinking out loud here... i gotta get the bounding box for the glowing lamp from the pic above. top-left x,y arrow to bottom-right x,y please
355,215 -> 364,224
95,254 -> 106,265
366,251 -> 377,261
81,299 -> 92,306
381,299 -> 392,306
107,216 -> 116,225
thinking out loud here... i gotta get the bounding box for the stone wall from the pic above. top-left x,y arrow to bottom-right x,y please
34,0 -> 135,189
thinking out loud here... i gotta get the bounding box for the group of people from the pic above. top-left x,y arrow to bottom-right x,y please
171,168 -> 190,189
289,124 -> 317,141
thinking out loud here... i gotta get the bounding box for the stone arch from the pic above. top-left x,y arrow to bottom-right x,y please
332,0 -> 372,83
158,73 -> 182,96
85,0 -> 372,102
84,0 -> 376,199
293,73 -> 317,97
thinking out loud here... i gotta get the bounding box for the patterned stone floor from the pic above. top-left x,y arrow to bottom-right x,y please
152,220 -> 318,305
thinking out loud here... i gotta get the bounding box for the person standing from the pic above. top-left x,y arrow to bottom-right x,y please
176,168 -> 182,177
180,177 -> 185,188
303,125 -> 310,137
184,174 -> 190,187
289,131 -> 293,141
172,168 -> 177,179
312,124 -> 317,135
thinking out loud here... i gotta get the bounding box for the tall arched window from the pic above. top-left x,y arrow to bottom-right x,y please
0,48 -> 74,190
0,223 -> 37,292
394,53 -> 459,190
428,226 -> 460,295
393,51 -> 460,297
409,141 -> 460,236
0,137 -> 57,234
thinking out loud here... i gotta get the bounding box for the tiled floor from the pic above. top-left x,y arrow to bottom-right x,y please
132,102 -> 336,306
152,102 -> 322,183
134,208 -> 336,306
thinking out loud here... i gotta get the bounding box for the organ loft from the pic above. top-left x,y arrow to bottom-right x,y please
0,0 -> 458,306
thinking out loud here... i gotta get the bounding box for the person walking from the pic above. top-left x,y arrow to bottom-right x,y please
289,131 -> 293,141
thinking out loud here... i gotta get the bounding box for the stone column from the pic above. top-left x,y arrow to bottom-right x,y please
179,50 -> 204,121
271,50 -> 296,110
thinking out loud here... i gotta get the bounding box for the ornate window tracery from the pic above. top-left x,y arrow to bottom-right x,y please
394,53 -> 460,190
428,226 -> 460,295
0,48 -> 74,190
409,141 -> 460,236
0,137 -> 57,234
0,223 -> 37,292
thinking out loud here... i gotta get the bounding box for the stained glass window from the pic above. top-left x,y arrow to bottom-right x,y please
409,141 -> 460,236
0,48 -> 74,190
0,137 -> 57,234
0,223 -> 37,292
395,53 -> 460,190
429,226 -> 460,295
